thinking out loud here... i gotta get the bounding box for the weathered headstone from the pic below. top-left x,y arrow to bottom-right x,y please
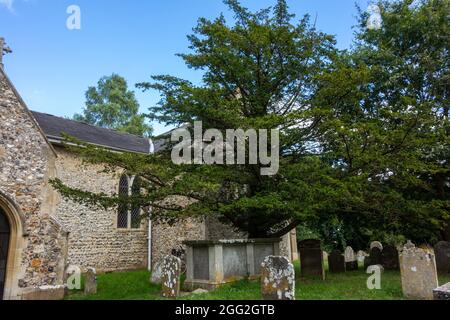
298,239 -> 325,279
433,282 -> 450,300
84,267 -> 97,295
404,240 -> 415,249
365,247 -> 382,269
399,242 -> 438,300
261,256 -> 295,300
150,260 -> 163,284
328,250 -> 346,273
344,246 -> 358,271
161,255 -> 181,298
434,241 -> 450,274
381,245 -> 399,270
370,241 -> 383,251
356,250 -> 367,264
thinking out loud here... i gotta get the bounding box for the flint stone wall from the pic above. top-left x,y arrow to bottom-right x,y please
53,147 -> 148,272
0,70 -> 67,299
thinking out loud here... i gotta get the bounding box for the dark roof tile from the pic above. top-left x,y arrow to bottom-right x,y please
31,111 -> 150,154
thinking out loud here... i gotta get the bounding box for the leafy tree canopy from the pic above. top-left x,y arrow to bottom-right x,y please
53,0 -> 449,249
74,74 -> 153,137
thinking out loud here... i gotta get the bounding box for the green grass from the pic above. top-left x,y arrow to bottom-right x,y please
66,262 -> 450,300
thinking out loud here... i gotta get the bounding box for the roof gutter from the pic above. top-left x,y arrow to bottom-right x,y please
47,136 -> 152,155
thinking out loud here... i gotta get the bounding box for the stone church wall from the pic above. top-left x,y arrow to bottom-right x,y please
52,147 -> 148,272
0,69 -> 67,299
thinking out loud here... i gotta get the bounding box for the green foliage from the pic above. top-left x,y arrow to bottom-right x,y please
54,0 -> 449,244
74,74 -> 153,137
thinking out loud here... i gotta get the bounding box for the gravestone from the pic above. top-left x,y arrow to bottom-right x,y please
84,267 -> 97,295
344,246 -> 358,271
261,256 -> 295,300
381,245 -> 399,270
399,242 -> 438,300
433,282 -> 450,300
370,241 -> 383,251
357,250 -> 367,264
328,250 -> 346,273
298,239 -> 325,279
404,240 -> 415,249
161,255 -> 181,298
150,260 -> 163,284
365,247 -> 382,269
443,225 -> 450,242
434,241 -> 450,274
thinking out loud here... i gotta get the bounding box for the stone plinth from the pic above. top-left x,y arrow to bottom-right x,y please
183,238 -> 281,290
433,282 -> 450,300
21,285 -> 66,300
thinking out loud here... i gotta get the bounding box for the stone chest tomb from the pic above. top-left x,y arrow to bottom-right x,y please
183,238 -> 281,290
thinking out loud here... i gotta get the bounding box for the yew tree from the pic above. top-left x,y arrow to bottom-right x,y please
52,0 -> 449,245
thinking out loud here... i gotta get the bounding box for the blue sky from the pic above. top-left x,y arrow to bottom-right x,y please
0,0 -> 370,135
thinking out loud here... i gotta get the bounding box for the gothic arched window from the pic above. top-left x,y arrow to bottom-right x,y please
117,174 -> 142,229
130,176 -> 141,229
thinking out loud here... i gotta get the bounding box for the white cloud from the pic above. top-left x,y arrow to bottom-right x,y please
0,0 -> 14,11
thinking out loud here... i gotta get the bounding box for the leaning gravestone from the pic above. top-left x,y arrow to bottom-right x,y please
84,267 -> 97,295
261,256 -> 295,300
399,241 -> 438,300
365,247 -> 382,269
161,255 -> 181,298
434,241 -> 450,274
344,246 -> 358,271
433,282 -> 450,300
381,245 -> 399,270
328,250 -> 346,273
298,239 -> 325,279
150,260 -> 163,284
370,241 -> 383,251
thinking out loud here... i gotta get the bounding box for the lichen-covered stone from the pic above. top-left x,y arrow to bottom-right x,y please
399,242 -> 438,300
261,256 -> 295,300
161,255 -> 181,298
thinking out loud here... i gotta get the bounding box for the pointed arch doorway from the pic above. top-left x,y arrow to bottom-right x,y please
0,207 -> 10,300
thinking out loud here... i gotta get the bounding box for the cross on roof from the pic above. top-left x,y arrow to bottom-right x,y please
0,37 -> 12,67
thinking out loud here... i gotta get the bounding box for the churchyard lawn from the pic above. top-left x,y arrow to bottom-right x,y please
66,262 -> 450,300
